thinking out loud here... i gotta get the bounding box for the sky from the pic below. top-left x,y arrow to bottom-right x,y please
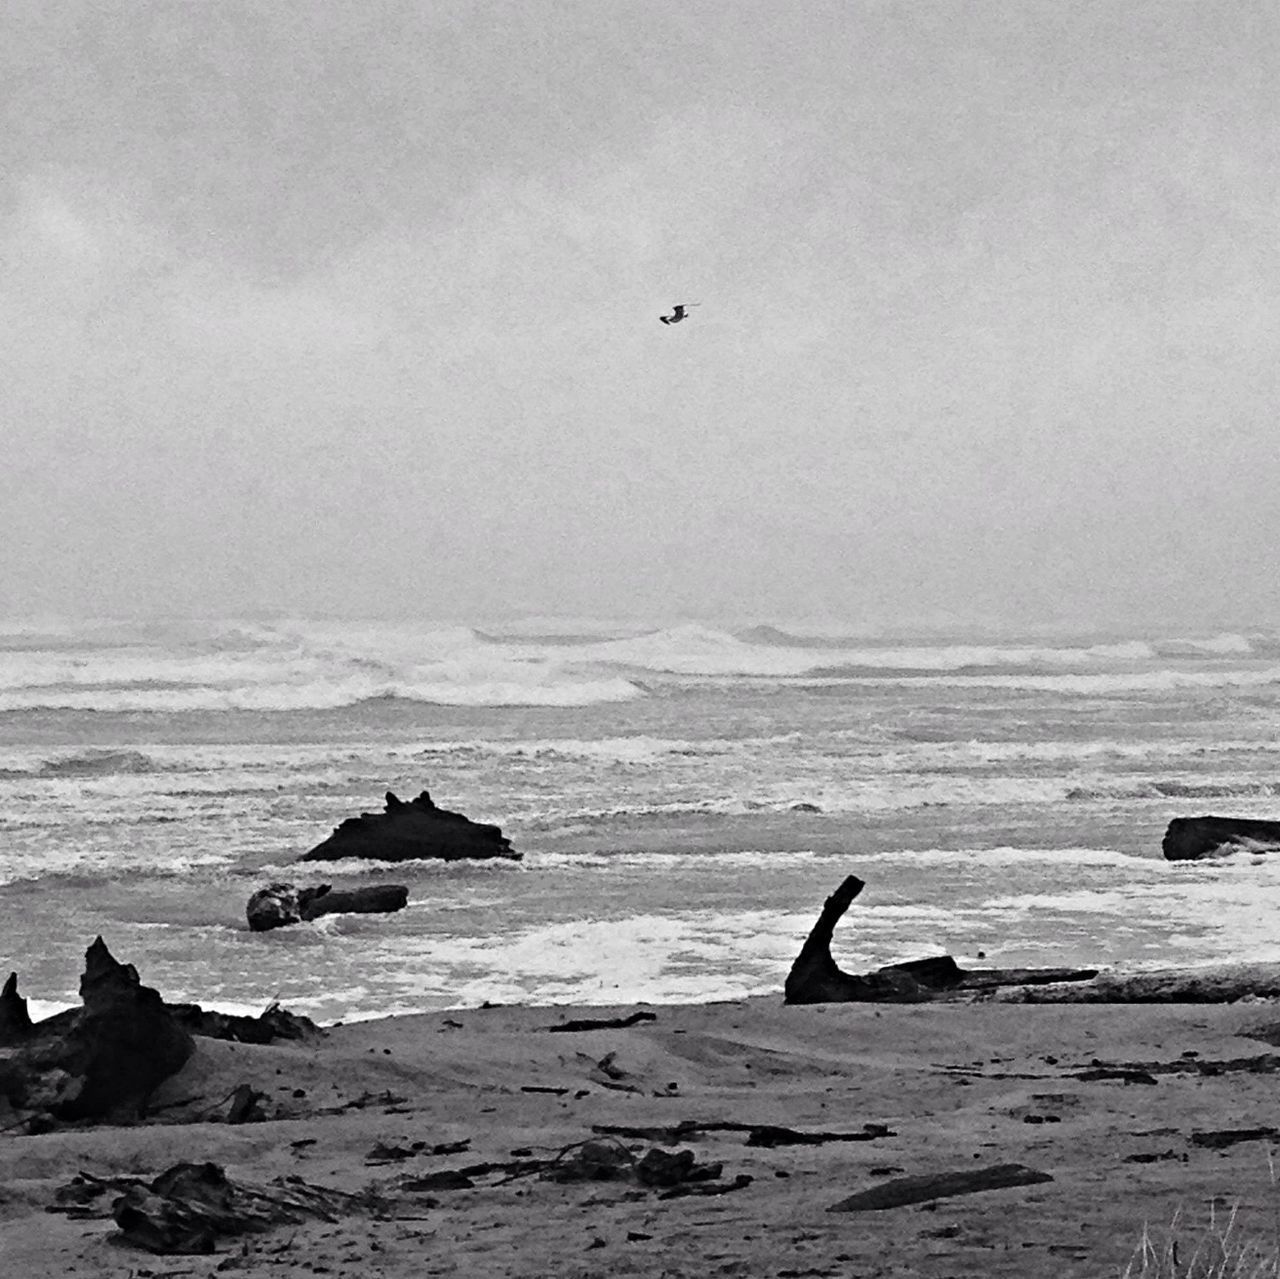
2,1 -> 1278,627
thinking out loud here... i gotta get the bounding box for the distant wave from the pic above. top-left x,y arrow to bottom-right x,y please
0,680 -> 645,712
0,617 -> 1273,711
806,666 -> 1280,694
1152,633 -> 1254,656
1067,779 -> 1280,801
38,748 -> 157,776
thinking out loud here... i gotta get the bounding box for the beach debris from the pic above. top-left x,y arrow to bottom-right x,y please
399,1169 -> 476,1191
246,881 -> 409,931
546,1010 -> 657,1033
591,1119 -> 895,1146
225,1084 -> 269,1124
1073,1067 -> 1158,1085
0,937 -> 194,1122
1062,1052 -> 1280,1078
318,1088 -> 410,1114
1189,1127 -> 1280,1149
588,1050 -> 643,1092
828,1163 -> 1053,1212
365,1137 -> 470,1164
1163,815 -> 1280,861
110,1161 -> 386,1254
635,1147 -> 724,1188
300,789 -> 520,863
49,1170 -> 149,1218
659,1173 -> 753,1200
784,876 -> 1097,1004
540,1138 -> 728,1191
0,972 -> 33,1045
543,1139 -> 635,1182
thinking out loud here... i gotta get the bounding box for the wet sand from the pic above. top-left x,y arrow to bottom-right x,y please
5,995 -> 1280,1277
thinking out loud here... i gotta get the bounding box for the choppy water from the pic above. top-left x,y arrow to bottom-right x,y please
2,617 -> 1279,1023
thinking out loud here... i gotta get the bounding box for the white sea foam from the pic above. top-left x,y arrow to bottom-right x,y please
855,845 -> 1157,869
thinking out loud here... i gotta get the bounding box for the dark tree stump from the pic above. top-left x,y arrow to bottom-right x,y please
0,938 -> 194,1121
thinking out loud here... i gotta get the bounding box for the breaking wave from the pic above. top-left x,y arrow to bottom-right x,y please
0,617 -> 1275,711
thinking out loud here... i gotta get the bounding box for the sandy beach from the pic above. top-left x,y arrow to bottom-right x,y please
6,993 -> 1280,1277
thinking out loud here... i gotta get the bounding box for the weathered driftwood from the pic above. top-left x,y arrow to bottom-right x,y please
783,876 -> 1097,1005
593,1119 -> 894,1147
1163,815 -> 1280,861
828,1163 -> 1053,1212
301,790 -> 520,863
993,963 -> 1280,1003
246,881 -> 409,931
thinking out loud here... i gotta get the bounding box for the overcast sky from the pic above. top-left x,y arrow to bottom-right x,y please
3,2 -> 1277,626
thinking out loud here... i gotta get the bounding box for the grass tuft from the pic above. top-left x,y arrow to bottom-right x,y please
1124,1153 -> 1280,1279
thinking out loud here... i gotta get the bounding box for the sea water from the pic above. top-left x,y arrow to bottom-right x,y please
2,617 -> 1279,1024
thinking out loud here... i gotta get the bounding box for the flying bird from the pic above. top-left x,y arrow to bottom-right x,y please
659,303 -> 699,325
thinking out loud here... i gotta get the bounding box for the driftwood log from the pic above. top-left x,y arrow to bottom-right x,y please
1163,815 -> 1280,861
828,1163 -> 1053,1212
783,876 -> 1097,1005
246,882 -> 409,931
300,790 -> 520,863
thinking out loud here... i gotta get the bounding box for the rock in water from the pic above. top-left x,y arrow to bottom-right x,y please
1162,815 -> 1280,861
0,937 -> 194,1121
246,882 -> 410,931
299,790 -> 520,863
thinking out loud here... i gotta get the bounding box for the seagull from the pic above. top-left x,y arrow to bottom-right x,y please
659,303 -> 699,325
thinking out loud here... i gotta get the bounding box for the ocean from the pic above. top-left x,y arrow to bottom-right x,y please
2,617 -> 1279,1025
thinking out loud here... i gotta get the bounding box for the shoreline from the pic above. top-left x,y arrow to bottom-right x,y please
6,993 -> 1280,1276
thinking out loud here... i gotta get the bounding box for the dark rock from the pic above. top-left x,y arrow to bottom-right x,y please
300,790 -> 520,863
0,937 -> 195,1121
246,881 -> 410,931
1163,816 -> 1280,861
0,972 -> 33,1046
